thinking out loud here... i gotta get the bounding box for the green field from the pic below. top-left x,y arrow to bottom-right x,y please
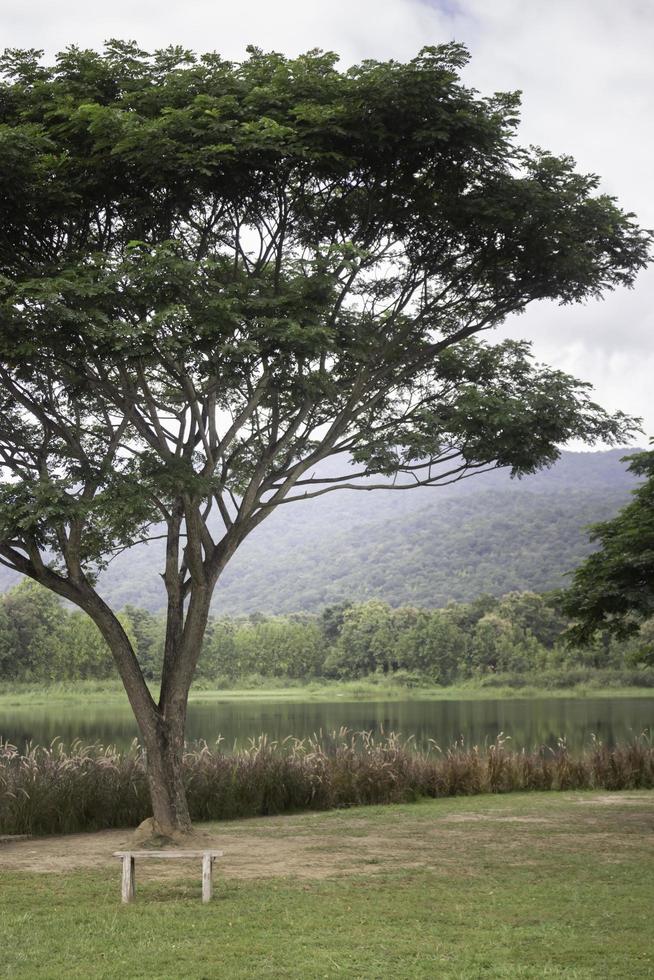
1,791 -> 652,978
2,677 -> 654,708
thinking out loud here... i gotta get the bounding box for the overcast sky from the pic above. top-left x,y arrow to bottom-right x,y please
3,0 -> 653,443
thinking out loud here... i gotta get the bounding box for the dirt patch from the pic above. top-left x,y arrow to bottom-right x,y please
0,828 -> 353,880
1,793 -> 652,881
0,827 -> 473,881
440,814 -> 551,824
573,794 -> 654,805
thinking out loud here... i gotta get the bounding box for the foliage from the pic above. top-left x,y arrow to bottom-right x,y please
0,579 -> 651,685
563,446 -> 654,644
0,580 -> 140,681
0,580 -> 67,680
2,730 -> 653,837
200,614 -> 326,680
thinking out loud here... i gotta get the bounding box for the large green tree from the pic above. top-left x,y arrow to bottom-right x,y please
0,579 -> 67,680
0,41 -> 649,835
562,445 -> 654,643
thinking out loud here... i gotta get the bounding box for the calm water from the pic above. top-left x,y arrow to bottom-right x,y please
1,697 -> 652,753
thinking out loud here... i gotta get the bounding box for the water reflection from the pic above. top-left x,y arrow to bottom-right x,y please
1,697 -> 652,754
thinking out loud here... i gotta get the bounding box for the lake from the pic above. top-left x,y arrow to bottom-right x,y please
1,695 -> 653,753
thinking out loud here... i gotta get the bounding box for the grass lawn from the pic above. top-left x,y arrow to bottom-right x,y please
1,791 -> 653,978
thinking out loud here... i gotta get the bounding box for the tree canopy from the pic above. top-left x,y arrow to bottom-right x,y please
562,446 -> 654,643
0,40 -> 649,834
0,41 -> 647,589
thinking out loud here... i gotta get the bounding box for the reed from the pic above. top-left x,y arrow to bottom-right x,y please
1,729 -> 652,837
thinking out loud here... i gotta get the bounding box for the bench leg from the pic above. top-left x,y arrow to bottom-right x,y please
121,855 -> 135,904
202,854 -> 214,903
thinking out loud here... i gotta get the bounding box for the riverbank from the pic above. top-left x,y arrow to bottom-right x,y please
2,673 -> 654,706
1,791 -> 652,978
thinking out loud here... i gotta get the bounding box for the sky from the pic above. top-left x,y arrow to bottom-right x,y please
2,0 -> 653,443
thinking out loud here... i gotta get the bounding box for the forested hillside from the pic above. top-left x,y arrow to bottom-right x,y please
0,449 -> 641,614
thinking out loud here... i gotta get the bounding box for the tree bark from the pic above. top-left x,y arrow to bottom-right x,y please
140,711 -> 192,837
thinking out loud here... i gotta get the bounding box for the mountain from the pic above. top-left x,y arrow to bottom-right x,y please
0,449 -> 642,614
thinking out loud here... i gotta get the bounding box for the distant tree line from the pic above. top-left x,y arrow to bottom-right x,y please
0,580 -> 652,686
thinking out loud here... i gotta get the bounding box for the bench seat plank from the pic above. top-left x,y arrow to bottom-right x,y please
113,850 -> 223,858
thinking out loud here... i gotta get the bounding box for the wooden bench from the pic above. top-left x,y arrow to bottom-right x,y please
113,850 -> 224,904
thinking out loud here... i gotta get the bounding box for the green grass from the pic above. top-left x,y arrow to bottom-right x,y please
2,676 -> 654,707
1,792 -> 652,978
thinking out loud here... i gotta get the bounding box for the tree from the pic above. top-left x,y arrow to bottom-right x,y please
326,599 -> 398,676
64,608 -> 137,679
394,608 -> 465,682
228,615 -> 326,678
0,580 -> 67,680
494,591 -> 567,649
562,446 -> 654,643
0,41 -> 649,836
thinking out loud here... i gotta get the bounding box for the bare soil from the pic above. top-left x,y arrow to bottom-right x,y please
1,792 -> 652,883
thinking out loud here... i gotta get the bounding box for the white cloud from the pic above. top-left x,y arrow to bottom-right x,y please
3,0 -> 653,437
452,0 -> 654,439
1,0 -> 451,63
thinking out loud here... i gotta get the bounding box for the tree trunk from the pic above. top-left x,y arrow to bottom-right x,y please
77,589 -> 194,838
146,721 -> 191,837
145,574 -> 215,837
140,710 -> 192,838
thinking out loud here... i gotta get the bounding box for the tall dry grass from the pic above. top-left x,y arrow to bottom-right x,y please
1,730 -> 652,837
